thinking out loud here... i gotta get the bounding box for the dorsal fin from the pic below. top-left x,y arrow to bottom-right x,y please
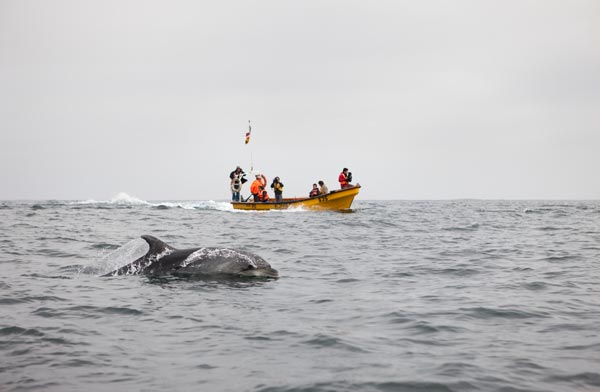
141,235 -> 176,255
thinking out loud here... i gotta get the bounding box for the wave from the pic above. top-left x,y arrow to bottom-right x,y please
442,222 -> 480,231
152,200 -> 233,211
10,193 -> 327,213
32,305 -> 144,319
0,326 -> 45,337
303,333 -> 370,353
460,306 -> 550,320
546,372 -> 600,387
68,192 -> 317,213
0,295 -> 66,305
69,192 -> 233,211
70,192 -> 151,207
257,380 -> 478,392
86,193 -> 337,213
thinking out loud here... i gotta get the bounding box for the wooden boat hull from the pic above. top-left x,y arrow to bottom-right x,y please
231,185 -> 361,211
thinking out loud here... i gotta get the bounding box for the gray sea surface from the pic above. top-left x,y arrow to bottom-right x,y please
1,197 -> 599,392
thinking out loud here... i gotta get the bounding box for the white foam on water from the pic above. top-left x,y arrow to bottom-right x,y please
162,200 -> 234,211
69,192 -> 149,206
110,192 -> 150,206
70,199 -> 100,205
70,193 -> 234,211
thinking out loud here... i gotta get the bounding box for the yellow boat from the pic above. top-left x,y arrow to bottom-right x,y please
231,185 -> 361,211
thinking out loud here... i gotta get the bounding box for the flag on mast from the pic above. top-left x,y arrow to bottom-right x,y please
245,121 -> 251,144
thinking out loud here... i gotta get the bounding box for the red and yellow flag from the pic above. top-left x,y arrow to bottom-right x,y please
244,122 -> 251,144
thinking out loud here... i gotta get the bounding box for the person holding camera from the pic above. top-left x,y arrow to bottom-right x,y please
229,166 -> 247,201
270,176 -> 284,202
338,168 -> 353,189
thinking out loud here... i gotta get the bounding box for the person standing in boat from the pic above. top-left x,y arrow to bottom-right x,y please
270,176 -> 284,202
318,180 -> 329,195
338,168 -> 353,189
309,183 -> 320,197
229,166 -> 247,201
250,173 -> 268,202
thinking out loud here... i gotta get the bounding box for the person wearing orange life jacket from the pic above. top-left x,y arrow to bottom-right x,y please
338,167 -> 353,189
258,185 -> 270,202
250,173 -> 268,202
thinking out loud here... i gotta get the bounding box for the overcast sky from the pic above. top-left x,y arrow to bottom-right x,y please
1,0 -> 599,200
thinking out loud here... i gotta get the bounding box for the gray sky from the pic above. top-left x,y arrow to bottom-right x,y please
1,0 -> 599,200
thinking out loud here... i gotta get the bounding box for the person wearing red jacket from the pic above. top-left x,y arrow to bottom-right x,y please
338,168 -> 353,189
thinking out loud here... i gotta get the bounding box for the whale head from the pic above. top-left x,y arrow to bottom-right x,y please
233,251 -> 279,278
236,261 -> 279,279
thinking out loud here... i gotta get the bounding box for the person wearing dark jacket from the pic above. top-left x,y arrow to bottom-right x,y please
229,166 -> 247,201
309,183 -> 319,197
270,177 -> 284,202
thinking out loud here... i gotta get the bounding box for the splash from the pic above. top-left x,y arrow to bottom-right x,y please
156,200 -> 234,211
104,248 -> 174,276
69,193 -> 233,211
86,238 -> 150,276
109,192 -> 150,206
69,192 -> 149,206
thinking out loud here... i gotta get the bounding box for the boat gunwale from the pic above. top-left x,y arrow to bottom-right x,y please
230,185 -> 361,208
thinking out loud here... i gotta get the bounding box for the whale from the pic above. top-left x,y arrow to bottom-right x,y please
102,235 -> 278,278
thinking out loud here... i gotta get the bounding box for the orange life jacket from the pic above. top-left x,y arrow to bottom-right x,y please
250,179 -> 262,195
259,190 -> 269,202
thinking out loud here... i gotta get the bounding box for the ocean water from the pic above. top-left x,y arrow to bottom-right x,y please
1,196 -> 599,392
